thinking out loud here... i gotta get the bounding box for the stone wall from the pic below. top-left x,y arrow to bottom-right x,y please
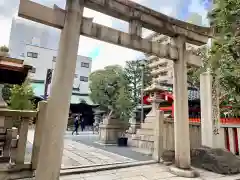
128,118 -> 201,155
163,119 -> 201,150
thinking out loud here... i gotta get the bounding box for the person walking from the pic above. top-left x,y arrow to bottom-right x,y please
72,115 -> 79,135
80,114 -> 85,131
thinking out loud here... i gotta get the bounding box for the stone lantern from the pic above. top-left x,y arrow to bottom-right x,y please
144,80 -> 165,119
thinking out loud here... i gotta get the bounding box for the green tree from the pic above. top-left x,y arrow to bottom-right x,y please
187,46 -> 209,87
124,60 -> 152,106
89,65 -> 133,121
9,80 -> 35,110
2,84 -> 13,102
186,0 -> 240,115
0,45 -> 9,52
208,0 -> 240,115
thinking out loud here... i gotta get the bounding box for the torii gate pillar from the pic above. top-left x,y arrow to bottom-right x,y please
172,36 -> 191,169
36,0 -> 83,179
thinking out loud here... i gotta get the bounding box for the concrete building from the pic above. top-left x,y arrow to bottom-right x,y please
147,33 -> 200,85
8,18 -> 59,59
8,18 -> 93,104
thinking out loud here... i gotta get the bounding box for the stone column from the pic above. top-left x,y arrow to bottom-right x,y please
35,1 -> 84,179
152,110 -> 164,162
31,101 -> 47,170
200,72 -> 224,148
172,36 -> 191,169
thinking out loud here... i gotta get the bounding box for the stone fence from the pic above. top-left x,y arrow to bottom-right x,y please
0,101 -> 47,178
162,119 -> 201,150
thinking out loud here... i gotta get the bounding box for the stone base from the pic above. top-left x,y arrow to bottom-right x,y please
99,117 -> 127,145
169,166 -> 199,178
127,133 -> 154,155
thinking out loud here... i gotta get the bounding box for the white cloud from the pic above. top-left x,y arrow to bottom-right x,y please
0,17 -> 12,46
79,0 -> 146,72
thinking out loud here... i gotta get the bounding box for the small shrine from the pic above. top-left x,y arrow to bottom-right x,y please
0,56 -> 32,107
0,54 -> 32,163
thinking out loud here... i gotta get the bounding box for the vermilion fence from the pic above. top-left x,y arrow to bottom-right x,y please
186,117 -> 240,155
186,118 -> 240,124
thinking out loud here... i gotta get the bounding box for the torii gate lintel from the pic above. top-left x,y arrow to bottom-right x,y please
18,0 -> 203,67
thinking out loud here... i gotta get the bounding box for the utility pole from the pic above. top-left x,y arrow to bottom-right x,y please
44,69 -> 52,100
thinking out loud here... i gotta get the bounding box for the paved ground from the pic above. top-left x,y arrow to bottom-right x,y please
26,130 -> 150,168
65,131 -> 151,161
20,164 -> 240,180
23,130 -> 240,180
60,163 -> 240,180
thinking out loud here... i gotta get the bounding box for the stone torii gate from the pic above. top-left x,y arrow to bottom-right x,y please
18,0 -> 212,179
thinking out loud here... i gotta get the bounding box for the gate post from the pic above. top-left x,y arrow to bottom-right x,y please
172,36 -> 191,169
35,0 -> 84,179
31,101 -> 47,170
200,72 -> 224,148
152,110 -> 164,162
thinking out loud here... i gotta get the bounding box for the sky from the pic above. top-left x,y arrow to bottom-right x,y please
0,0 -> 212,71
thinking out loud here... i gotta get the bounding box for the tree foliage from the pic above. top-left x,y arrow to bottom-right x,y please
188,0 -> 240,115
2,84 -> 13,102
0,45 -> 9,52
89,65 -> 133,121
8,80 -> 35,110
124,60 -> 152,106
208,0 -> 240,115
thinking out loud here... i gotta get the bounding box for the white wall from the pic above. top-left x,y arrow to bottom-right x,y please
25,44 -> 92,94
25,44 -> 56,81
9,18 -> 60,59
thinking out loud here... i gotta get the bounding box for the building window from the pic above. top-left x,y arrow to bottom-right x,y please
53,56 -> 56,62
81,62 -> 89,68
27,52 -> 38,58
80,76 -> 88,82
74,74 -> 78,78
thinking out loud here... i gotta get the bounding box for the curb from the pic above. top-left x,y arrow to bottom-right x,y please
60,160 -> 157,176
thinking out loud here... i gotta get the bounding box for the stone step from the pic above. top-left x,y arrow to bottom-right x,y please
60,160 -> 157,176
131,134 -> 154,142
141,123 -> 153,129
131,147 -> 152,156
136,129 -> 153,136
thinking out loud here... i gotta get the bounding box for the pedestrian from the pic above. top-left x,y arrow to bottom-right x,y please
80,114 -> 85,131
72,115 -> 79,135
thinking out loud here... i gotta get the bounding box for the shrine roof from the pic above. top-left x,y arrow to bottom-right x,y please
0,56 -> 32,84
0,56 -> 32,72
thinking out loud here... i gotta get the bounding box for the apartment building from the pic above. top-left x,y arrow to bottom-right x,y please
8,18 -> 93,104
147,33 -> 200,85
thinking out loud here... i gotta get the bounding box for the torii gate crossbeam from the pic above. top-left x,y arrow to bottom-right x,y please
18,0 -> 202,67
17,0 -> 211,179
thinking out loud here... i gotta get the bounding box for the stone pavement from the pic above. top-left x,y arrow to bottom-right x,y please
27,130 -> 137,168
64,131 -> 151,162
59,164 -> 240,180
